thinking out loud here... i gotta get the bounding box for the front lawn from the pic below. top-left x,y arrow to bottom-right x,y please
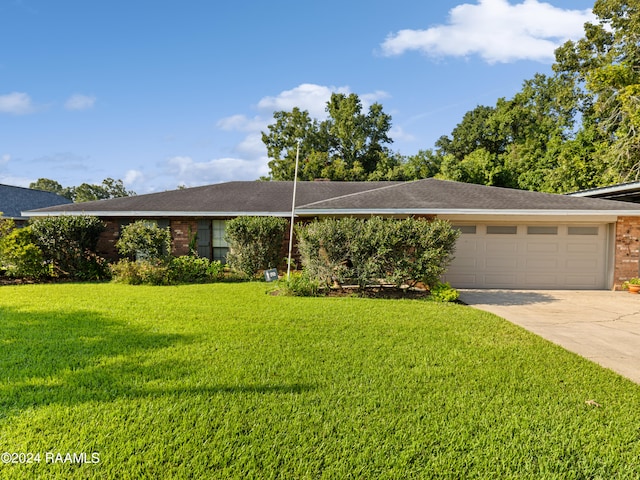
0,283 -> 639,478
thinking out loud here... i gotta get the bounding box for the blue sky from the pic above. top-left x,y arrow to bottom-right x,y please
1,0 -> 595,193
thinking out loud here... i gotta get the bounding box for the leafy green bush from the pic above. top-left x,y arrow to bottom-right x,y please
297,217 -> 459,289
168,255 -> 223,284
225,216 -> 288,278
0,223 -> 49,278
29,215 -> 108,280
110,259 -> 169,285
116,221 -> 172,261
428,281 -> 460,302
111,255 -> 224,286
275,271 -> 322,297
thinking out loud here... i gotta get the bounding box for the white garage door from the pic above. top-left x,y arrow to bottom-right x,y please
443,224 -> 609,289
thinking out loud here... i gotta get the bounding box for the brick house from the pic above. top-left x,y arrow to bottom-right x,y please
24,178 -> 640,290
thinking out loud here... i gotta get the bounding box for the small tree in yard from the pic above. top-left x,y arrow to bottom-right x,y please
225,216 -> 288,278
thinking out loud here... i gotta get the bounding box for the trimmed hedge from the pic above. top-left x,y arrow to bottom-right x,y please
296,216 -> 459,289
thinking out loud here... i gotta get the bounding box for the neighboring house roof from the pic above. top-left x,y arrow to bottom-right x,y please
1,184 -> 72,220
24,178 -> 640,218
569,181 -> 640,203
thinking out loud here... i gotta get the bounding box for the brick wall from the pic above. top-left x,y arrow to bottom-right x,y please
96,220 -> 120,261
170,219 -> 198,256
614,216 -> 640,289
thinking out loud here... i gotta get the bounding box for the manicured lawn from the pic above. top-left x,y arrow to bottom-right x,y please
0,283 -> 639,479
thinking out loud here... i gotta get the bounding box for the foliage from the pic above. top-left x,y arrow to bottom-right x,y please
0,220 -> 48,278
427,281 -> 460,303
263,93 -> 394,181
622,278 -> 640,290
109,258 -> 169,285
225,216 -> 288,278
111,255 -> 224,286
274,271 -> 322,297
29,177 -> 135,202
1,283 -> 640,479
29,215 -> 108,280
296,217 -> 459,289
116,221 -> 172,261
167,255 -> 223,284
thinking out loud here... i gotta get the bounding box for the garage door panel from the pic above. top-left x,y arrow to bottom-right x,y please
565,274 -> 600,288
486,241 -> 518,254
527,242 -> 559,253
524,258 -> 559,269
484,274 -> 518,287
524,274 -> 560,287
485,257 -> 519,268
565,258 -> 598,269
444,223 -> 608,289
566,243 -> 600,254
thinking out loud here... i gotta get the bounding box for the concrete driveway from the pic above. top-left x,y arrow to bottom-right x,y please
458,289 -> 640,385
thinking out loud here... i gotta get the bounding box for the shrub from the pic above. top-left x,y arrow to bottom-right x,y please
428,281 -> 460,302
29,215 -> 108,280
225,216 -> 288,278
116,221 -> 172,261
110,259 -> 169,285
111,255 -> 224,286
275,271 -> 322,297
168,255 -> 223,284
297,217 -> 459,289
0,223 -> 49,278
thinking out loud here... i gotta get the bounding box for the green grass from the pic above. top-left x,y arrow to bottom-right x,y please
0,283 -> 639,479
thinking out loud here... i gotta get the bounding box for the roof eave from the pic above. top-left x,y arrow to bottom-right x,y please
23,210 -> 293,218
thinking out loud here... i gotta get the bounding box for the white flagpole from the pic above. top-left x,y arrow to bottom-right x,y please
286,141 -> 301,279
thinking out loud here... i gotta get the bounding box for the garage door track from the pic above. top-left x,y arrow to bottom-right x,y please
459,290 -> 640,384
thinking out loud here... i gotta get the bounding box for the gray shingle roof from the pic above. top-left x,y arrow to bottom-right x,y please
299,178 -> 640,212
27,181 -> 401,216
1,184 -> 72,219
24,178 -> 640,217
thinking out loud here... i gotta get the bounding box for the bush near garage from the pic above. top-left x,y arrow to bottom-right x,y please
296,216 -> 459,291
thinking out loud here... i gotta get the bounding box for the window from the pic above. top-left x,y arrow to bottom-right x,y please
212,220 -> 229,263
453,225 -> 477,234
527,226 -> 558,235
568,226 -> 599,236
486,226 -> 517,234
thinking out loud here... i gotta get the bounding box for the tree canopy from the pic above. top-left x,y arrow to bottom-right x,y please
29,178 -> 135,202
262,93 -> 396,181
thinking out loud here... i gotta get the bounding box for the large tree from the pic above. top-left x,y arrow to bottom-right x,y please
554,0 -> 640,183
262,93 -> 394,181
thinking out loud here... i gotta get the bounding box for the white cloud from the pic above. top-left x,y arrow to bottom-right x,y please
1,154 -> 10,165
380,0 -> 595,64
216,114 -> 267,132
64,94 -> 96,111
124,169 -> 145,185
0,92 -> 35,114
257,83 -> 352,118
164,155 -> 270,186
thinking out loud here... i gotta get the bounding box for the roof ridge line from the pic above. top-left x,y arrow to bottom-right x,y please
297,180 -> 419,209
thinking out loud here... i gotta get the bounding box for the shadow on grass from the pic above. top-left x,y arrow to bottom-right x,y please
458,290 -> 558,306
0,306 -> 313,414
